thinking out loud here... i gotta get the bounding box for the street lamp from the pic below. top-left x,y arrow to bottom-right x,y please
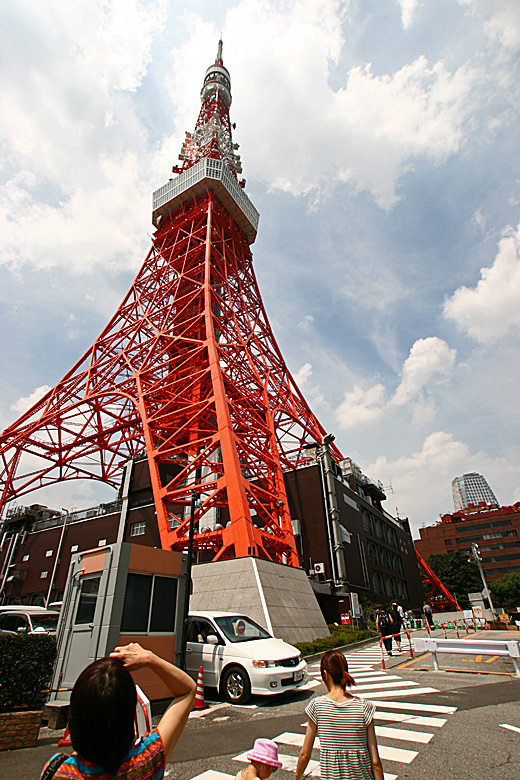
469,542 -> 496,617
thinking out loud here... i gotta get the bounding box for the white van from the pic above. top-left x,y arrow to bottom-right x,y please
0,606 -> 59,635
187,611 -> 307,704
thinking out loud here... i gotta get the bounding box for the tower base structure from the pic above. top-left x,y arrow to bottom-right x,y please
190,557 -> 329,645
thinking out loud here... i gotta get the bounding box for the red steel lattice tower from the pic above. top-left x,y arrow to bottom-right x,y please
0,42 -> 343,564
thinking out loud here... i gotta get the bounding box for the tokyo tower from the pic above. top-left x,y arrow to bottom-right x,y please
0,42 -> 343,565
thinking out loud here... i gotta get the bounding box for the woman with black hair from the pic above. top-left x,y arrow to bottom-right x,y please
41,643 -> 196,779
294,649 -> 383,780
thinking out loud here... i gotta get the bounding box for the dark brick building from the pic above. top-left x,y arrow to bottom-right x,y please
285,457 -> 424,619
414,503 -> 520,581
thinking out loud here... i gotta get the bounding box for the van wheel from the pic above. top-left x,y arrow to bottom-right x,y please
221,665 -> 251,704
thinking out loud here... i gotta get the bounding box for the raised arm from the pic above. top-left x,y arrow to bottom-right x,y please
110,643 -> 196,761
366,720 -> 384,780
294,718 -> 317,780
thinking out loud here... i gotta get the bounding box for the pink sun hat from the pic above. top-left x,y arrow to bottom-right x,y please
247,738 -> 282,768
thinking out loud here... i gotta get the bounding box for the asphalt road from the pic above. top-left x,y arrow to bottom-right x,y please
3,631 -> 520,780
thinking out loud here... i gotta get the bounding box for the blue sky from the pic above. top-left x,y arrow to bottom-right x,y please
1,0 -> 519,535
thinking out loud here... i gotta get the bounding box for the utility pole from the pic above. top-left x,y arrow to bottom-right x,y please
470,542 -> 496,617
178,490 -> 198,671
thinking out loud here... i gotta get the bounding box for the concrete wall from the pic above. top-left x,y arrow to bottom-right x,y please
190,557 -> 329,644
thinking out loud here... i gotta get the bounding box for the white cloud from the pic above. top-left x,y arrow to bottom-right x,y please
444,222 -> 520,343
0,0 -> 165,273
392,337 -> 457,406
369,431 -> 517,534
336,383 -> 385,430
398,0 -> 421,29
335,337 -> 456,431
298,314 -> 315,330
482,0 -> 520,50
294,362 -> 313,387
10,385 -> 51,416
167,1 -> 483,209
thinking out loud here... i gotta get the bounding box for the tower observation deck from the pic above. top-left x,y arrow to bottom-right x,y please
0,42 -> 343,566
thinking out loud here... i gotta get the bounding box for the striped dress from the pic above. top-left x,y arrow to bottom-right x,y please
305,695 -> 376,780
40,729 -> 165,779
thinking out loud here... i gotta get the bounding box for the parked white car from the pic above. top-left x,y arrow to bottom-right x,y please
186,611 -> 307,704
0,606 -> 59,635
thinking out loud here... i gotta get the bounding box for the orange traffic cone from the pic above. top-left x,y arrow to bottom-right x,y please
194,665 -> 208,710
58,725 -> 71,747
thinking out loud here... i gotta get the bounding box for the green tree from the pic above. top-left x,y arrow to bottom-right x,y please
427,551 -> 481,609
489,573 -> 520,612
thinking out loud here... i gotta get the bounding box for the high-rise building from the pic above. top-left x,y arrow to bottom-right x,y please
452,472 -> 498,512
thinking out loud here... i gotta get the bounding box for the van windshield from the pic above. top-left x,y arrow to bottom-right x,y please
32,614 -> 59,632
214,615 -> 271,643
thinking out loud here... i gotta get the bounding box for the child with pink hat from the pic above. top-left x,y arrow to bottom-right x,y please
234,738 -> 283,780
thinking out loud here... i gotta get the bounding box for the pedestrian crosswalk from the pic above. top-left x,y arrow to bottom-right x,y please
185,642 -> 457,780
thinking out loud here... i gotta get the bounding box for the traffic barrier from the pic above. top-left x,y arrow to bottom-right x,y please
380,631 -> 413,669
194,665 -> 208,710
413,636 -> 520,676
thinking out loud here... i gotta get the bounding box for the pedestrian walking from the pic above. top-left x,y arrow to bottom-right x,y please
389,603 -> 402,652
235,739 -> 282,780
40,643 -> 196,779
376,607 -> 394,656
405,609 -> 415,629
294,649 -> 383,780
423,602 -> 435,628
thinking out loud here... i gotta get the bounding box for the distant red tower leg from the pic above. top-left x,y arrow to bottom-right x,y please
0,42 -> 343,565
416,550 -> 462,611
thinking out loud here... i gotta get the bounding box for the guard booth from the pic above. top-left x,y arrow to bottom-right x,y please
49,542 -> 186,709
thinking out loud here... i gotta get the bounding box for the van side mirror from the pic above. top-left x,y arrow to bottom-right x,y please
206,634 -> 218,645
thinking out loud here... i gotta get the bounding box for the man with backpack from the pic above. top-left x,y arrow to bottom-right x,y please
376,608 -> 394,655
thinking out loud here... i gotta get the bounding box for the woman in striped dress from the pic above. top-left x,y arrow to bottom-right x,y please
294,649 -> 383,780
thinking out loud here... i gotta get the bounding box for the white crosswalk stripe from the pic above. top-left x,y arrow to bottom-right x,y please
377,744 -> 419,764
357,686 -> 440,698
375,711 -> 447,727
374,725 -> 433,744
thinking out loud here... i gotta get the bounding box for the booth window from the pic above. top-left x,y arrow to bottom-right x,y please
75,577 -> 101,624
121,573 -> 177,633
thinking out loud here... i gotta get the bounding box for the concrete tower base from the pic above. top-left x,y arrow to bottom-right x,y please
190,557 -> 329,644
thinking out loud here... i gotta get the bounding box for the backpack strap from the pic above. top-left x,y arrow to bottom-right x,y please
41,753 -> 69,780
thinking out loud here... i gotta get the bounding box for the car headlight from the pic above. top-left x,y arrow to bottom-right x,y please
252,660 -> 278,668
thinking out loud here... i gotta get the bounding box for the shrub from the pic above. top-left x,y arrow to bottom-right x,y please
294,625 -> 377,657
0,633 -> 56,712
